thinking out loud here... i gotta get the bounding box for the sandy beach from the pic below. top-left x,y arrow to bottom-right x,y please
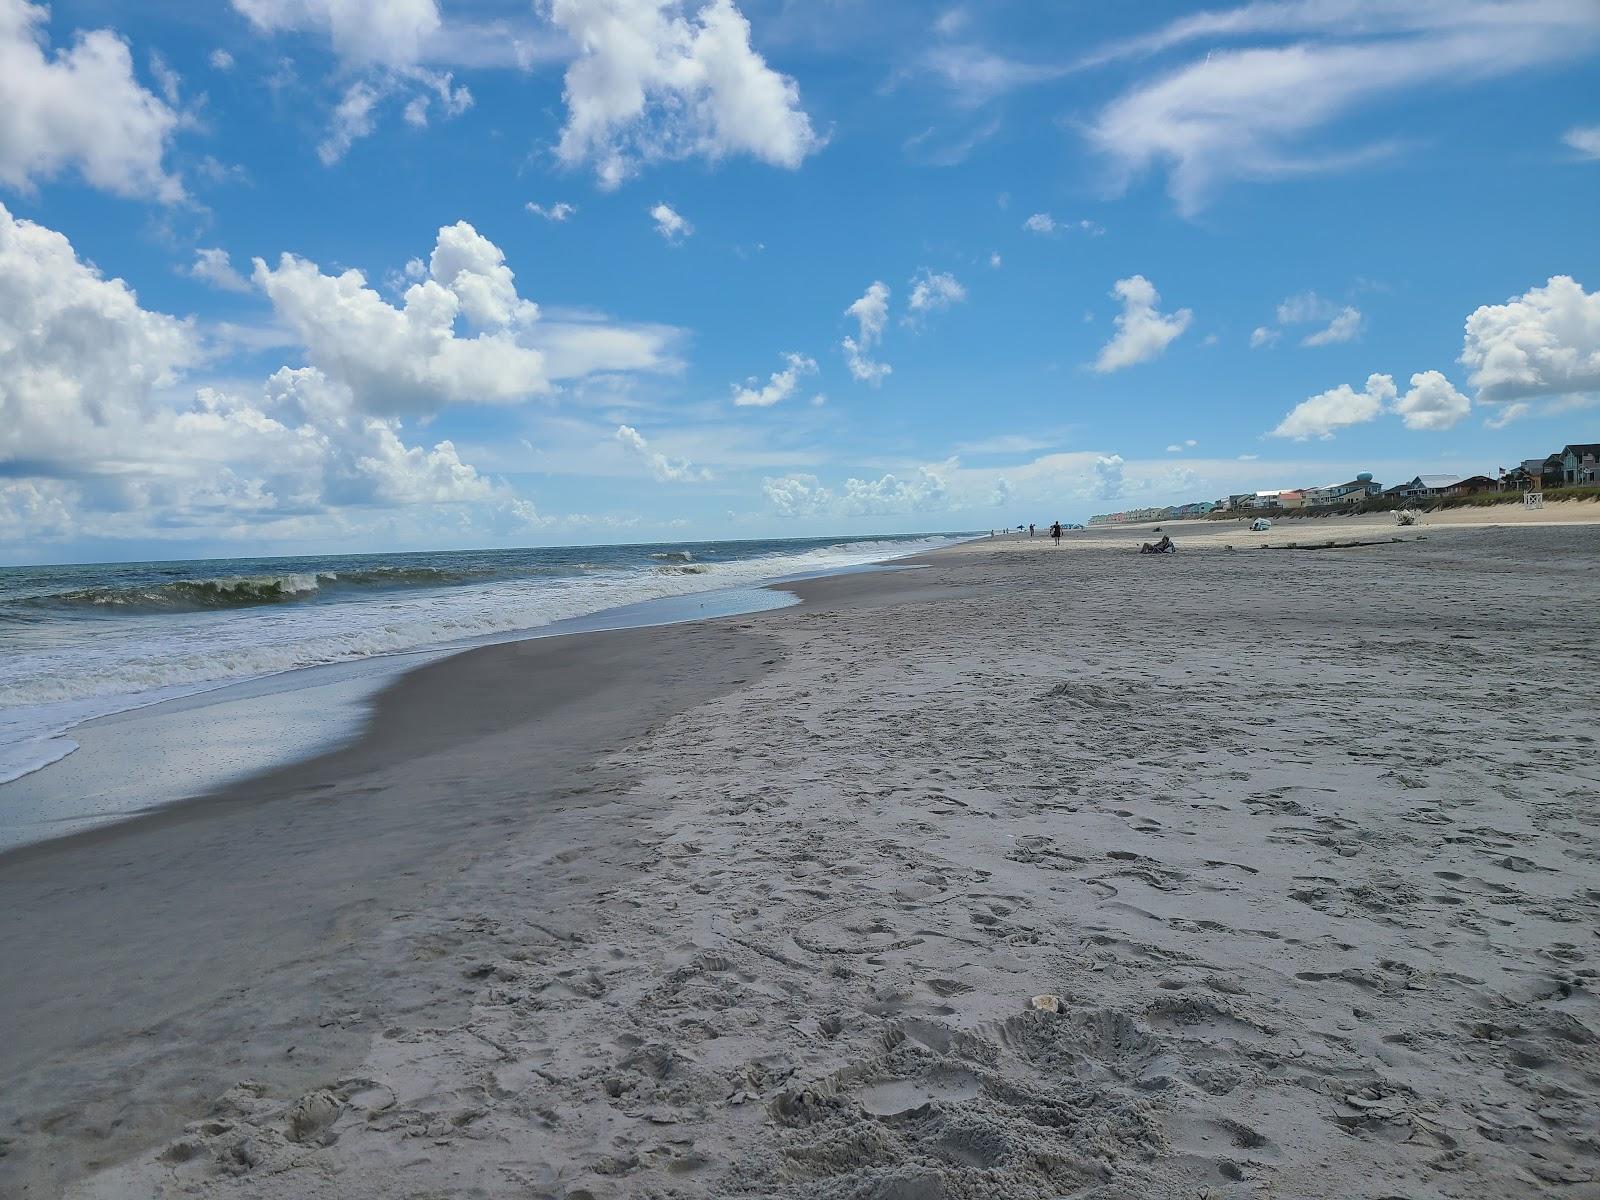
4,510 -> 1599,1198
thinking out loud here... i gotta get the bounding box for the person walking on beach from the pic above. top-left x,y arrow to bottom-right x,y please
1029,523 -> 1035,537
1050,521 -> 1062,544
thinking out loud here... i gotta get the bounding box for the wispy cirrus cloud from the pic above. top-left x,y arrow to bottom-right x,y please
1082,1 -> 1600,214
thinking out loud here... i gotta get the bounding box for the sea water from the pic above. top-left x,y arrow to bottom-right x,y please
0,534 -> 965,796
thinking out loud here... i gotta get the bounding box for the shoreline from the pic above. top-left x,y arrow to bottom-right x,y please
0,559 -> 961,1196
0,551 -> 952,855
6,525 -> 1599,1198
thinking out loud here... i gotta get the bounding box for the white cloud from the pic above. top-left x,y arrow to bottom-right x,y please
318,80 -> 381,164
0,0 -> 184,201
1085,3 -> 1600,214
209,47 -> 235,70
1023,212 -> 1056,234
547,0 -> 822,189
1094,275 -> 1192,372
1302,305 -> 1363,346
1275,291 -> 1336,325
1259,290 -> 1363,346
1484,401 -> 1531,429
1395,369 -> 1470,430
186,247 -> 253,293
400,69 -> 472,127
231,0 -> 441,68
0,202 -> 539,543
989,251 -> 1002,268
1565,125 -> 1600,159
840,465 -> 950,515
1460,275 -> 1600,405
255,221 -> 664,416
1270,372 -> 1396,439
991,476 -> 1014,506
762,472 -> 829,518
0,200 -> 197,470
763,462 -> 953,518
527,200 -> 577,221
731,351 -> 817,407
907,269 -> 966,314
614,423 -> 710,482
316,68 -> 470,162
649,201 -> 692,242
1090,453 -> 1125,500
842,280 -> 891,384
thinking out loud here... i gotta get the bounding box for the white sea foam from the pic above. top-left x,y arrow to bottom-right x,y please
0,736 -> 81,787
0,535 -> 959,785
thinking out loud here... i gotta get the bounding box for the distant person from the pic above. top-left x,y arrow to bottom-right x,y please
1050,521 -> 1062,544
1029,523 -> 1035,537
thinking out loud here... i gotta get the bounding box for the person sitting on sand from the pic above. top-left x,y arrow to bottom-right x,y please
1139,535 -> 1175,554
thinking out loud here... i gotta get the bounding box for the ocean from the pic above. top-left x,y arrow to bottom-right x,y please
0,533 -> 966,794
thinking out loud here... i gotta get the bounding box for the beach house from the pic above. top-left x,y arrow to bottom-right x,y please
1430,475 -> 1498,497
1561,444 -> 1600,485
1304,474 -> 1382,507
1384,474 -> 1462,500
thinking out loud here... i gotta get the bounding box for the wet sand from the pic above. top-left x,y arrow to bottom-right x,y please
5,521 -> 1599,1198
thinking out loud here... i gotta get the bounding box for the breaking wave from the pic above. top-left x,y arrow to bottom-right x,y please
19,566 -> 515,613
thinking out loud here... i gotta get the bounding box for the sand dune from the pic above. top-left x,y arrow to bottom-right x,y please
10,523 -> 1599,1198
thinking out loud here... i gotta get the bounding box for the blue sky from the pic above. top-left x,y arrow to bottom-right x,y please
1,0 -> 1598,563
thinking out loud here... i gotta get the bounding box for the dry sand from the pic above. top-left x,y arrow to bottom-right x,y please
5,513 -> 1599,1198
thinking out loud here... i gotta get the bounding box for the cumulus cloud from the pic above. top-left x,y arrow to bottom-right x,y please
254,222 -> 551,414
761,472 -> 830,518
731,351 -> 817,407
0,200 -> 197,469
763,462 -> 952,518
0,0 -> 184,201
209,47 -> 235,70
1085,3 -> 1600,214
527,200 -> 577,221
614,423 -> 710,482
0,202 -> 544,543
1023,212 -> 1056,234
991,476 -> 1014,507
907,269 -> 966,314
185,247 -> 253,293
1249,325 -> 1279,349
842,280 -> 892,384
547,0 -> 822,189
1094,275 -> 1192,372
1395,369 -> 1470,430
1089,454 -> 1125,500
1566,125 -> 1600,159
1270,372 -> 1396,439
650,201 -> 692,242
1460,275 -> 1600,405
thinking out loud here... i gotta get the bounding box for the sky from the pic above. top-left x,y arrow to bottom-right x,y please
1,0 -> 1598,564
